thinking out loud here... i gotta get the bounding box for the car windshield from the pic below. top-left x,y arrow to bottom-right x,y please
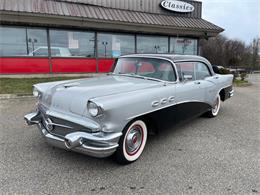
113,57 -> 176,82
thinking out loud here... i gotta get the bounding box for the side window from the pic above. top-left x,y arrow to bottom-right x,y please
157,62 -> 176,82
176,62 -> 195,82
195,62 -> 211,80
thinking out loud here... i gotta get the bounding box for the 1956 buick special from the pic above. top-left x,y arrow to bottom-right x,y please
24,54 -> 234,164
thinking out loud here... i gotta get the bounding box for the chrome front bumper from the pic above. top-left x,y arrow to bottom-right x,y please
24,112 -> 122,158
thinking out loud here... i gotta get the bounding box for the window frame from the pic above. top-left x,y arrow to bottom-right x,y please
0,26 -> 49,58
175,61 -> 196,82
97,32 -> 135,58
136,35 -> 169,54
113,56 -> 178,83
170,37 -> 198,55
0,25 -> 200,59
174,60 -> 213,82
49,29 -> 96,58
194,61 -> 212,80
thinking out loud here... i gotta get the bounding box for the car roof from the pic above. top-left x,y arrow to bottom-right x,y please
120,54 -> 211,65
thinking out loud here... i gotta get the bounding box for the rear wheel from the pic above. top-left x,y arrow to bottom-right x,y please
115,120 -> 147,165
206,94 -> 221,117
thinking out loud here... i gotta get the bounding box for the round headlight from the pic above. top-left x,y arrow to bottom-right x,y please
87,101 -> 102,117
33,87 -> 40,97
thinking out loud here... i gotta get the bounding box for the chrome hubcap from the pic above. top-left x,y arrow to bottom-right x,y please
125,125 -> 143,155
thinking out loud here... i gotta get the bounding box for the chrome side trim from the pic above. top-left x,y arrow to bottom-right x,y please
168,96 -> 175,102
128,100 -> 210,120
48,122 -> 73,129
151,101 -> 160,107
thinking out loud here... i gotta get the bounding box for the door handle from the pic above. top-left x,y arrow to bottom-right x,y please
214,76 -> 219,79
194,81 -> 201,85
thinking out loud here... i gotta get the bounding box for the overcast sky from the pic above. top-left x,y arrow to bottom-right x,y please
200,0 -> 260,45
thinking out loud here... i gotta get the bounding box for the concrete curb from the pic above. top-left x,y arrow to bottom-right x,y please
0,94 -> 34,100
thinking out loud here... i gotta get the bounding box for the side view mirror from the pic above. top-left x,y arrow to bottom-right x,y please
183,74 -> 193,81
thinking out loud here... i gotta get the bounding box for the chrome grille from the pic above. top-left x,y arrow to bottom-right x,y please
38,105 -> 92,137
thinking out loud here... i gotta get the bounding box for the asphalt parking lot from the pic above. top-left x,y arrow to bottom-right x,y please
0,75 -> 259,195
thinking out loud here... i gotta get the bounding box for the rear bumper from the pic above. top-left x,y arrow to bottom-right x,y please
229,89 -> 234,97
222,86 -> 234,101
24,112 -> 122,158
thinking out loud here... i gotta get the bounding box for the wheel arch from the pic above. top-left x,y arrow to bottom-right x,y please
124,114 -> 158,135
218,85 -> 233,102
219,88 -> 226,102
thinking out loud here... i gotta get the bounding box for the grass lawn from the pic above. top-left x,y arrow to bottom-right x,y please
0,76 -> 252,95
233,79 -> 251,87
0,77 -> 85,94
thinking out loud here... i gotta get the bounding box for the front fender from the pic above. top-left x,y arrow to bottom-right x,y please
90,84 -> 176,133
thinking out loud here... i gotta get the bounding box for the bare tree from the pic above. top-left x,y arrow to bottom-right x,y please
200,35 -> 227,66
251,37 -> 260,70
200,35 -> 257,69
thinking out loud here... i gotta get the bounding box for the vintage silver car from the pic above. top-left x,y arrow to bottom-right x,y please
24,54 -> 234,164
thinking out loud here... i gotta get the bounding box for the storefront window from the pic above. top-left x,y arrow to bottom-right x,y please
98,33 -> 135,58
27,28 -> 48,56
0,27 -> 27,56
50,30 -> 95,57
137,35 -> 168,54
0,26 -> 48,56
170,38 -> 198,55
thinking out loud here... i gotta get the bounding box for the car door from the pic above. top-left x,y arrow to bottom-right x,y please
194,62 -> 218,105
174,62 -> 206,120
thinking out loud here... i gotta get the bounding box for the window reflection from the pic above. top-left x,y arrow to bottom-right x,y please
27,29 -> 48,56
114,57 -> 176,81
50,30 -> 95,57
137,35 -> 168,54
170,38 -> 198,55
0,26 -> 199,58
0,27 -> 48,57
98,33 -> 135,58
0,27 -> 27,56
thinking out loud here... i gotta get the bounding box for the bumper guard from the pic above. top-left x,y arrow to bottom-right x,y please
24,112 -> 121,158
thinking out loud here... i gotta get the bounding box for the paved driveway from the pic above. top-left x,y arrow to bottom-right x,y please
0,75 -> 259,195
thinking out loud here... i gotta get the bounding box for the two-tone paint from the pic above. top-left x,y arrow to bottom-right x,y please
24,54 -> 234,159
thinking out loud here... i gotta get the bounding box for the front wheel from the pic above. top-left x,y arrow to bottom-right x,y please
115,120 -> 147,165
206,94 -> 221,118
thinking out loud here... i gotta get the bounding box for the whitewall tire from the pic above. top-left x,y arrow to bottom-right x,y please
115,120 -> 147,164
207,94 -> 221,117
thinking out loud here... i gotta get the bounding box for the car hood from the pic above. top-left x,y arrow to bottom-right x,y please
38,75 -> 161,115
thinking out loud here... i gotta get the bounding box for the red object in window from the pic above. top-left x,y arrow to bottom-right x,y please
180,63 -> 194,71
0,58 -> 50,74
158,63 -> 172,71
121,61 -> 136,73
139,62 -> 155,73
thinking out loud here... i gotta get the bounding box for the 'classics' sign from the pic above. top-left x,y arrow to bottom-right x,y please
161,0 -> 195,13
